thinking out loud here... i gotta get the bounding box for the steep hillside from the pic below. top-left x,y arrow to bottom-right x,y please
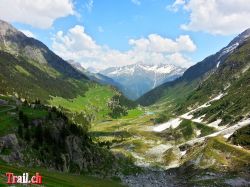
181,39 -> 250,124
0,96 -> 137,185
138,28 -> 250,106
0,20 -> 86,80
0,20 -> 90,101
0,51 -> 89,101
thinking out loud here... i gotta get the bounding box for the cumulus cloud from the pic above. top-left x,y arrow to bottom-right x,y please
129,34 -> 196,53
52,25 -> 196,70
131,0 -> 141,5
0,0 -> 75,29
169,0 -> 250,35
20,30 -> 36,38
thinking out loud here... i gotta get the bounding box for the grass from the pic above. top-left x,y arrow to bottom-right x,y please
49,85 -> 116,121
0,113 -> 18,136
182,136 -> 250,171
179,120 -> 195,140
163,148 -> 176,165
15,65 -> 31,77
231,125 -> 250,149
120,108 -> 144,119
0,161 -> 125,187
21,106 -> 48,119
160,119 -> 216,144
0,106 -> 11,111
195,122 -> 215,136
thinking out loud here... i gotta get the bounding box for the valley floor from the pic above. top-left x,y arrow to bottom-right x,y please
90,94 -> 250,186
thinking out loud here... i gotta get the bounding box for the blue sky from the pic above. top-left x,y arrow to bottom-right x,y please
1,0 -> 249,70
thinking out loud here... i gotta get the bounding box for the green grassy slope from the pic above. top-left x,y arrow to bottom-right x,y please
159,119 -> 215,144
181,136 -> 250,171
230,125 -> 250,149
0,51 -> 89,101
49,85 -> 116,121
179,39 -> 250,124
0,161 -> 124,187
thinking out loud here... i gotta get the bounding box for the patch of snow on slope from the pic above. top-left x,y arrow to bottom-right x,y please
185,118 -> 250,146
181,112 -> 194,119
207,119 -> 223,129
220,42 -> 239,58
180,150 -> 187,156
223,132 -> 233,139
153,118 -> 182,132
195,129 -> 201,137
109,67 -> 135,76
140,64 -> 175,74
193,115 -> 206,123
210,93 -> 224,102
216,61 -> 220,68
197,93 -> 225,110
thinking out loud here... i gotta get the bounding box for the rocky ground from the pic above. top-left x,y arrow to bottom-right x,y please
120,169 -> 178,187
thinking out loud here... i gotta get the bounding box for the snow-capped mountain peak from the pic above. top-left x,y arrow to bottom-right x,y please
100,63 -> 185,100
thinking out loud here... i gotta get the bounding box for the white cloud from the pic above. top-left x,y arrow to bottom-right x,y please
166,0 -> 185,12
129,34 -> 196,53
52,25 -> 196,70
170,0 -> 250,35
131,0 -> 141,5
0,0 -> 75,29
86,0 -> 94,12
20,30 -> 36,38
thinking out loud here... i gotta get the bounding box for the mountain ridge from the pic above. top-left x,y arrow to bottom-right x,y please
0,20 -> 87,80
100,63 -> 185,100
137,28 -> 250,106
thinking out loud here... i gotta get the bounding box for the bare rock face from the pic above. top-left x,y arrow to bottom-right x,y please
0,134 -> 23,162
65,135 -> 85,171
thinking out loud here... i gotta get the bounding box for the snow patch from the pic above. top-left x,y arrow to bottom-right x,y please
223,132 -> 233,139
193,115 -> 205,123
153,118 -> 182,132
181,112 -> 193,119
210,93 -> 224,102
216,61 -> 220,68
219,42 -> 239,58
207,119 -> 222,129
195,129 -> 201,137
180,150 -> 187,156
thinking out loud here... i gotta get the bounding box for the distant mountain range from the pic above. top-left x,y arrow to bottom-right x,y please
68,60 -> 123,89
100,63 -> 185,100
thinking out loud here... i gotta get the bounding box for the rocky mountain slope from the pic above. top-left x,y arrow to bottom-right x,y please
100,63 -> 185,100
68,60 -> 123,90
0,20 -> 91,101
